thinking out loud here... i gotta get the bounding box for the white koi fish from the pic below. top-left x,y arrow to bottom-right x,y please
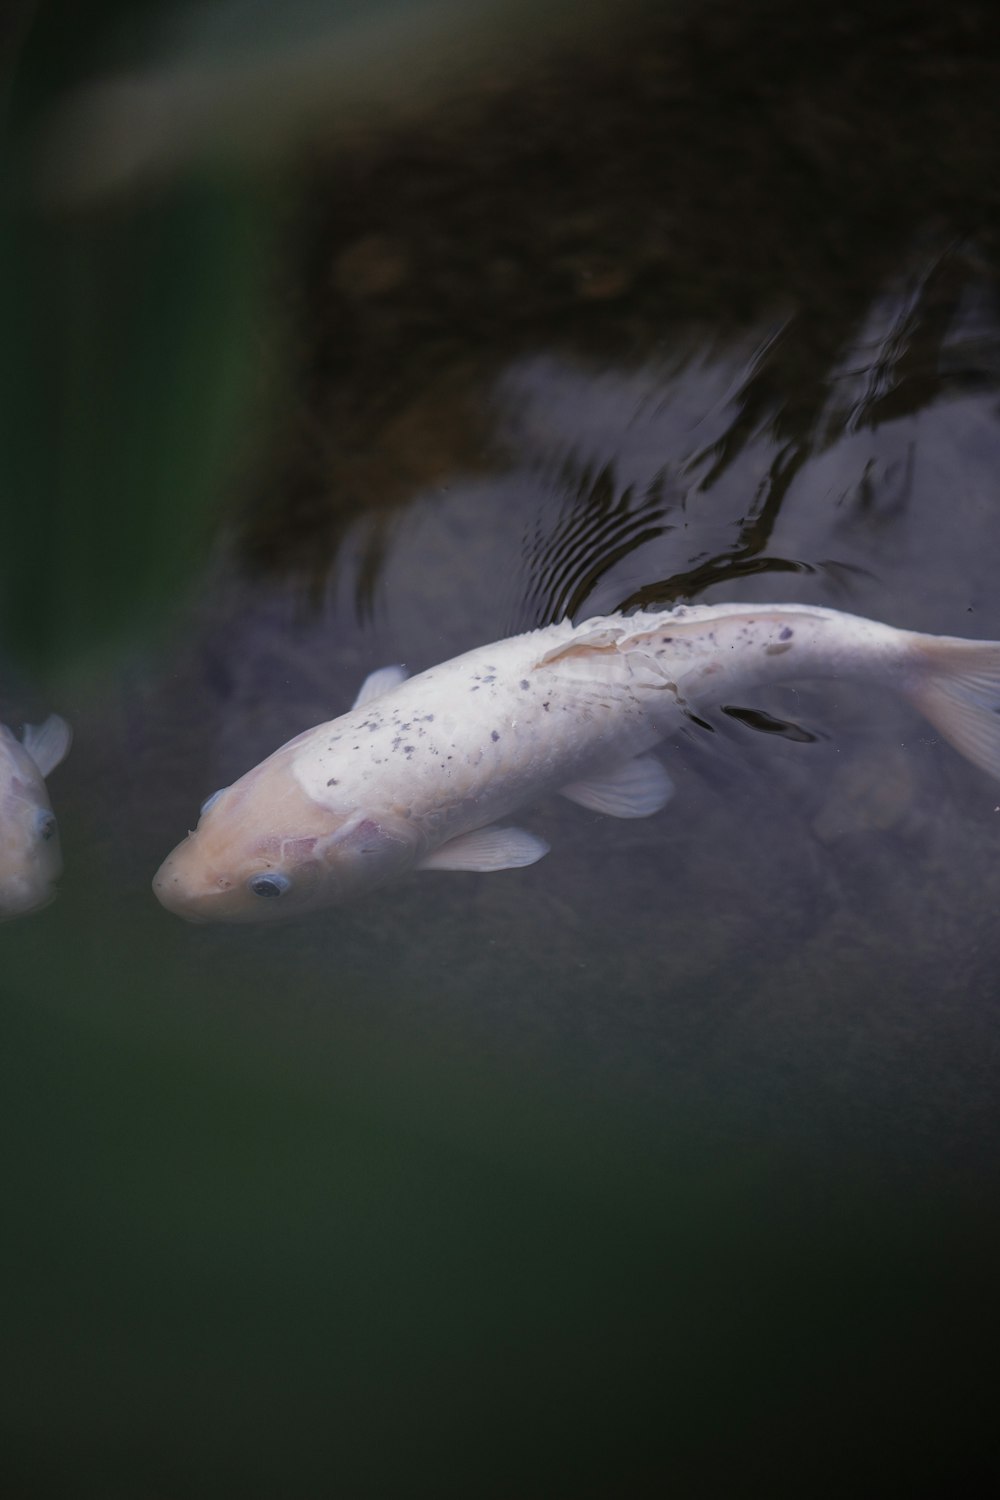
0,714 -> 72,920
153,603 -> 1000,923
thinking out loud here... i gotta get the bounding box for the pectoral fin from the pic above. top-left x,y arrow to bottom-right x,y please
21,715 -> 72,777
352,664 -> 408,708
417,826 -> 550,873
560,752 -> 673,818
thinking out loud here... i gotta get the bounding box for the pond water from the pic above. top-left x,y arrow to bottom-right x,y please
81,323 -> 1000,1155
5,1 -> 1000,1493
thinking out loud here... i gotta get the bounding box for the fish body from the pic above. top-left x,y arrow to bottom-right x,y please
153,603 -> 1000,923
0,715 -> 72,920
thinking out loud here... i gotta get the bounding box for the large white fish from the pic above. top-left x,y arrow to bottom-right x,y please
0,714 -> 72,920
153,603 -> 1000,923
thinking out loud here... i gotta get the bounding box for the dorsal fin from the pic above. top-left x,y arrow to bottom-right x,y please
352,664 -> 408,709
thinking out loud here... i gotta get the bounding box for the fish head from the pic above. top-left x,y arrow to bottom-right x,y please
0,738 -> 64,920
152,741 -> 418,923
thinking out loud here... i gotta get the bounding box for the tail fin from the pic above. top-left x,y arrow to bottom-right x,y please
907,636 -> 1000,782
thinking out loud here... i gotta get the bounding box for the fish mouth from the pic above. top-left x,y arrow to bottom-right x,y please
152,852 -> 218,922
161,901 -> 209,926
153,881 -> 214,922
0,887 -> 56,921
152,856 -> 268,924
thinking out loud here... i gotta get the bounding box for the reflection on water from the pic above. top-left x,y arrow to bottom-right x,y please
6,0 -> 1000,1491
83,249 -> 1000,1141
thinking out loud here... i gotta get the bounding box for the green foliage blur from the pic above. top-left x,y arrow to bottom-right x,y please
1,0 -> 268,672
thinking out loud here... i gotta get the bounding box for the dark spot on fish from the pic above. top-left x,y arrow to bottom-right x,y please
765,642 -> 793,656
520,680 -> 530,690
326,777 -> 339,786
392,736 -> 403,750
543,702 -> 550,711
404,745 -> 415,757
723,705 -> 816,742
661,636 -> 673,642
470,686 -> 480,692
684,711 -> 716,733
491,730 -> 500,742
779,626 -> 794,641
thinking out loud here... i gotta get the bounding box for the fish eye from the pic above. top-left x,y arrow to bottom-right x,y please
200,788 -> 226,816
35,811 -> 57,842
248,872 -> 290,899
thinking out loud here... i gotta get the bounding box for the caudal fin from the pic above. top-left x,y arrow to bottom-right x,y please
907,636 -> 1000,782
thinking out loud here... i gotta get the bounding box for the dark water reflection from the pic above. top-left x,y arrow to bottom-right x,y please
76,247 -> 1000,1172
52,0 -> 1000,1162
7,1 -> 1000,1490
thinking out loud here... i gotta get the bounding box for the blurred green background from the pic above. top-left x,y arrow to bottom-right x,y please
4,1 -> 1000,1494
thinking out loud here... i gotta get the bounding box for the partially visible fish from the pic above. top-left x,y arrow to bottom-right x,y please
0,715 -> 72,920
153,603 -> 1000,923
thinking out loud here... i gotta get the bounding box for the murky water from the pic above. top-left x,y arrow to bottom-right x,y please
5,2 -> 1000,1493
95,329 -> 1000,1146
76,211 -> 1000,1166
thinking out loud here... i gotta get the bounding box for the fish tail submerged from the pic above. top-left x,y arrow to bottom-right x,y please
905,634 -> 1000,782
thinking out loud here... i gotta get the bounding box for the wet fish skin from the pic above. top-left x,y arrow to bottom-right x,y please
0,715 -> 72,920
152,603 -> 1000,924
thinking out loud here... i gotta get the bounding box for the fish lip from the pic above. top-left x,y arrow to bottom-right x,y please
151,875 -> 208,922
0,887 -> 56,921
152,888 -> 215,924
151,863 -> 201,921
152,864 -> 247,924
